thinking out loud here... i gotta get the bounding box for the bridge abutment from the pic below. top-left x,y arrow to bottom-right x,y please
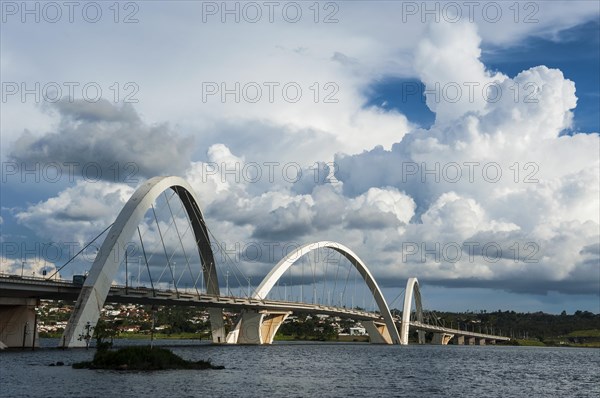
0,298 -> 39,349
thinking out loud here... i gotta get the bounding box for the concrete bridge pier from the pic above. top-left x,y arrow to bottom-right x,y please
0,298 -> 39,349
432,332 -> 454,345
454,335 -> 465,345
207,308 -> 226,343
363,320 -> 395,344
226,309 -> 292,344
466,337 -> 476,345
418,330 -> 426,344
477,338 -> 486,345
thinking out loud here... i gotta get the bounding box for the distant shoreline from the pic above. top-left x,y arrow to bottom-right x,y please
38,333 -> 599,348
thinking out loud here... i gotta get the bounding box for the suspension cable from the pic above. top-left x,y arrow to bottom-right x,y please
331,250 -> 342,306
163,192 -> 198,294
46,223 -> 114,280
137,226 -> 155,297
180,189 -> 249,298
387,287 -> 406,311
340,257 -> 353,307
151,204 -> 178,297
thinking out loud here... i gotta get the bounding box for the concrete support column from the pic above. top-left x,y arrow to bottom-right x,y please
0,298 -> 39,349
466,337 -> 475,345
363,321 -> 393,344
454,335 -> 465,345
432,333 -> 454,345
228,310 -> 291,344
477,338 -> 486,345
260,312 -> 291,344
207,307 -> 226,343
236,310 -> 263,344
489,339 -> 496,345
417,330 -> 426,344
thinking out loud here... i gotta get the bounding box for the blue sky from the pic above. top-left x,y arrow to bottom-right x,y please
366,20 -> 600,133
483,20 -> 600,134
1,2 -> 599,314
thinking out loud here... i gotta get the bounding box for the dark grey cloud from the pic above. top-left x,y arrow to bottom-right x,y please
421,277 -> 600,296
345,208 -> 402,230
251,201 -> 315,241
205,195 -> 260,227
52,99 -> 140,123
10,99 -> 194,180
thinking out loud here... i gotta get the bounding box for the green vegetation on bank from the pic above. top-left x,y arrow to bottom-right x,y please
502,339 -> 547,347
36,301 -> 600,347
412,310 -> 600,345
277,314 -> 338,341
566,329 -> 600,338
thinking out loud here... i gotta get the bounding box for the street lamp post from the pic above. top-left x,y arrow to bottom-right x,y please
40,242 -> 54,280
172,261 -> 176,291
125,250 -> 128,294
137,256 -> 142,286
201,264 -> 204,292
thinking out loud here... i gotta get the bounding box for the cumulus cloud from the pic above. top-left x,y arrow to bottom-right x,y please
8,19 -> 599,299
345,187 -> 415,230
330,21 -> 599,294
15,180 -> 134,244
414,21 -> 507,123
9,99 -> 194,179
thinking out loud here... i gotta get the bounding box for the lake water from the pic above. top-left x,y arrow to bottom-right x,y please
1,339 -> 598,397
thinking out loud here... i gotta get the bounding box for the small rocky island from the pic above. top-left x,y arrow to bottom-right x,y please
73,346 -> 224,371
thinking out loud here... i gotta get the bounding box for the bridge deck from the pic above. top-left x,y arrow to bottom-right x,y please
0,275 -> 380,320
407,321 -> 511,341
0,275 -> 510,342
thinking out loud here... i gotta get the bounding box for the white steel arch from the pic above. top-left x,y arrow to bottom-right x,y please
253,241 -> 401,344
61,176 -> 225,347
400,277 -> 424,345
